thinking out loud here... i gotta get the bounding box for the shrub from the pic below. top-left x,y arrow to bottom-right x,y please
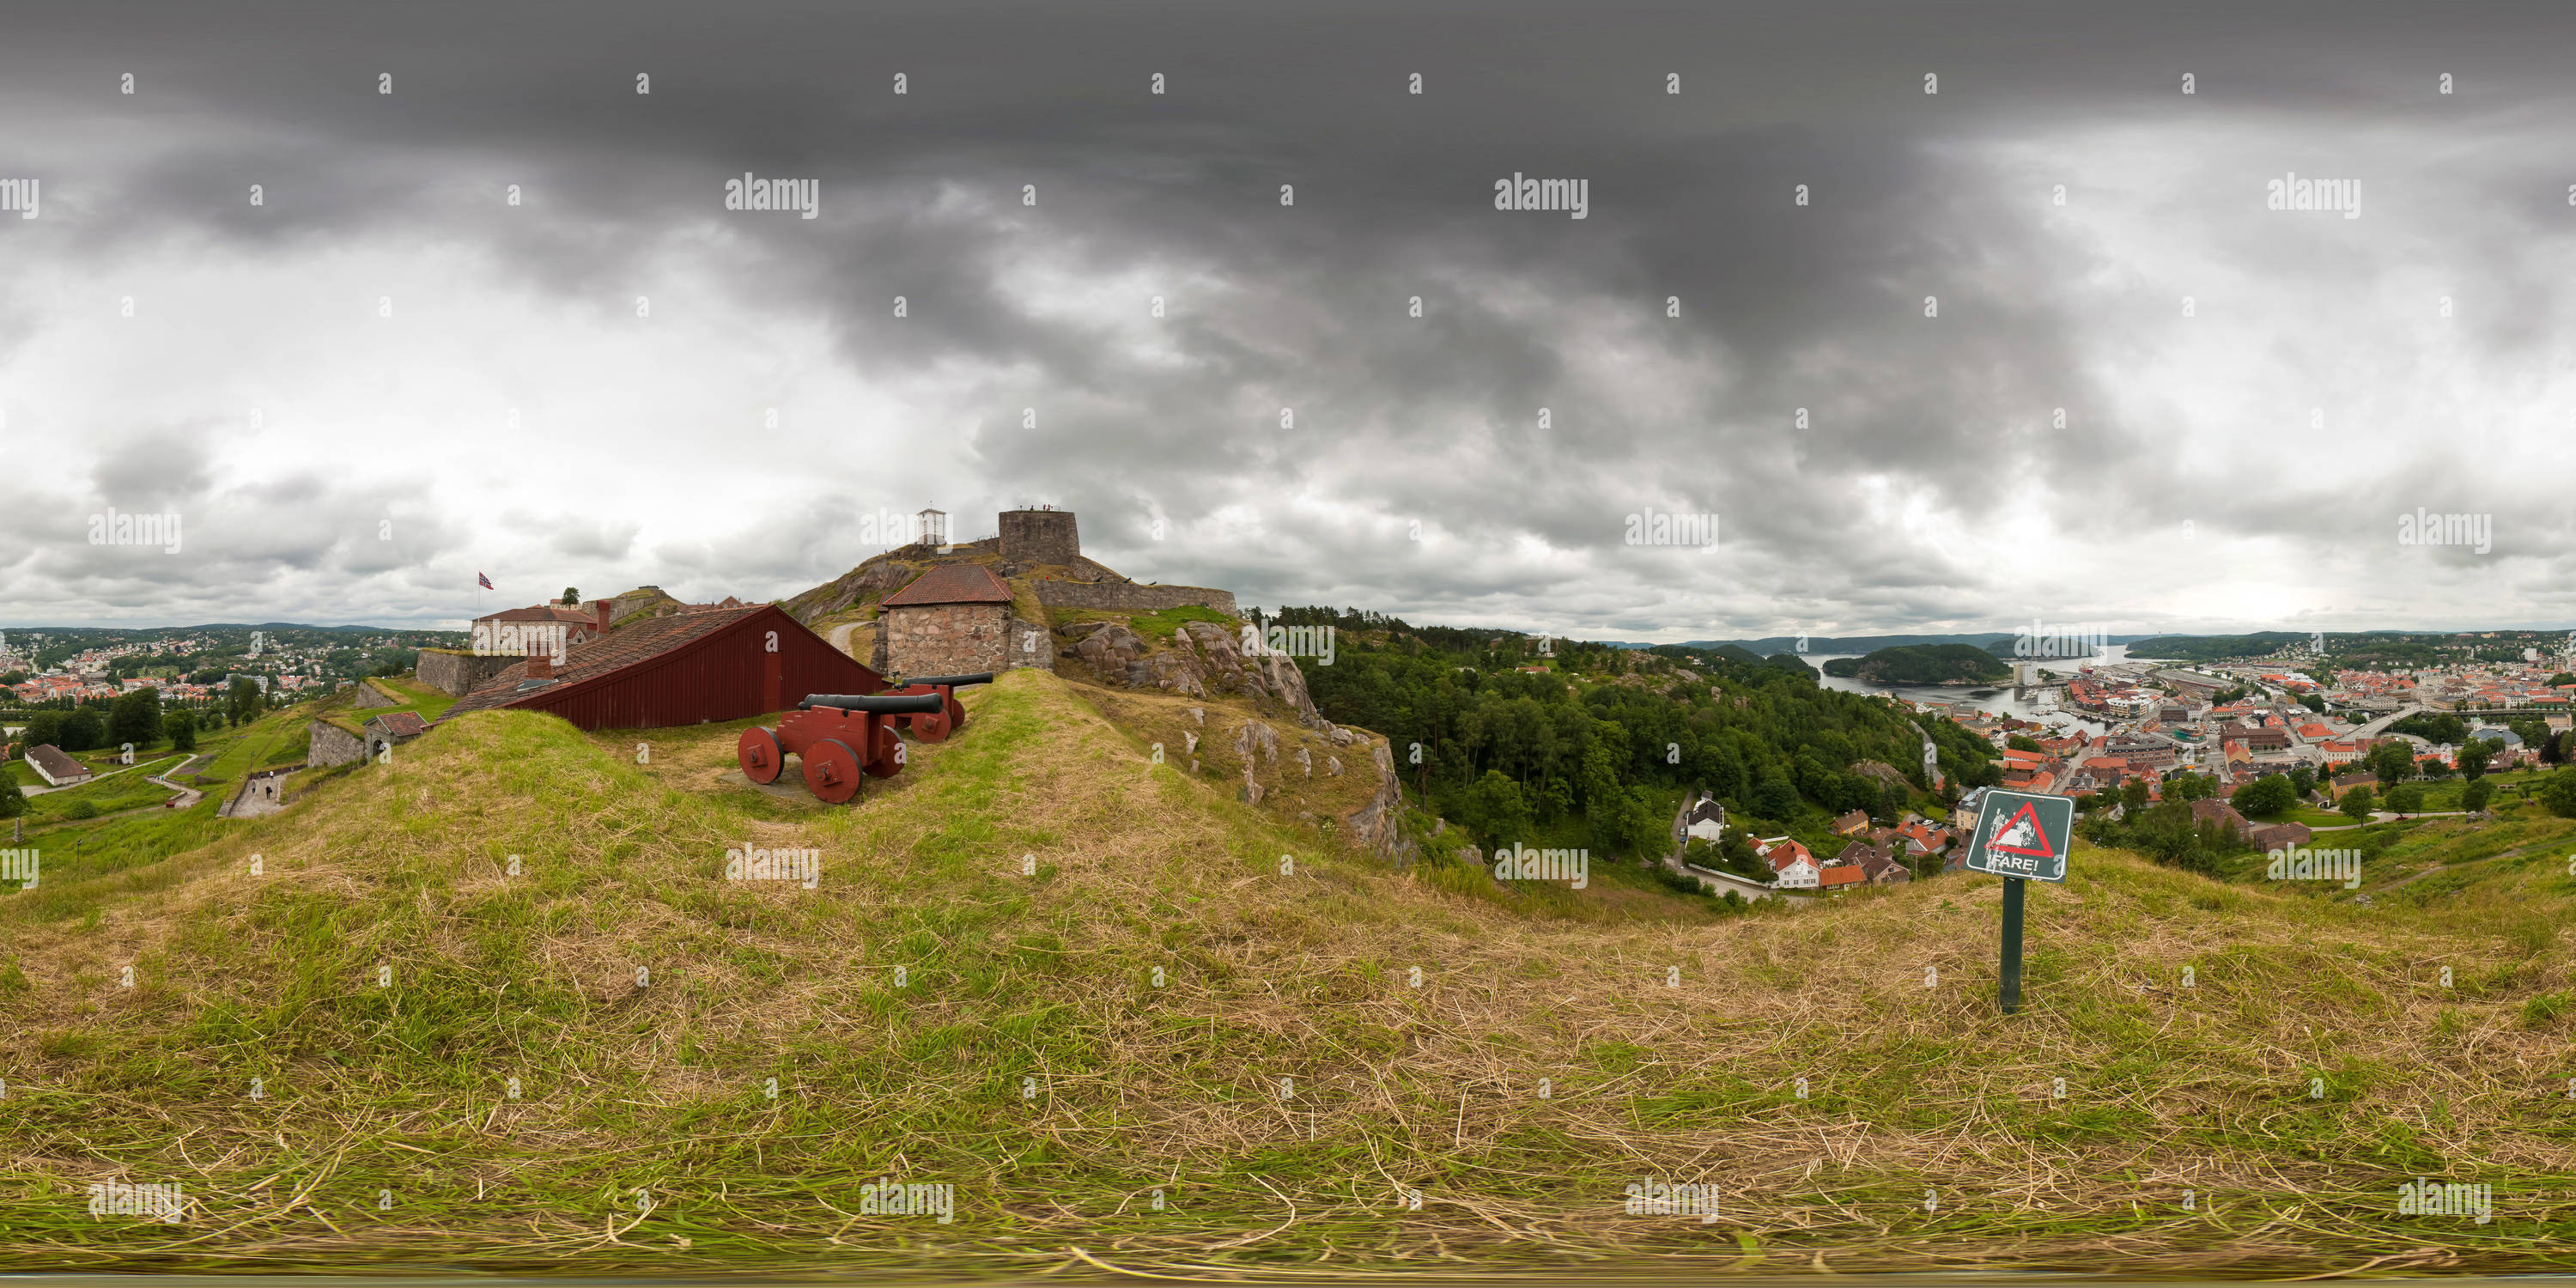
2538,769 -> 2576,820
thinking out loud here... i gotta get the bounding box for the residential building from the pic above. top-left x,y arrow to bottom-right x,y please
26,744 -> 92,787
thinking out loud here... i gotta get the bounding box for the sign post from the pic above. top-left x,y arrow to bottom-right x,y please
1962,788 -> 2074,1015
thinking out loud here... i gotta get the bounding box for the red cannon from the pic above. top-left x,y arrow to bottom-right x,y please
737,692 -> 946,804
880,671 -> 993,744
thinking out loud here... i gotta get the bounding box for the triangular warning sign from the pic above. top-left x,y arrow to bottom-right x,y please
1987,801 -> 2056,857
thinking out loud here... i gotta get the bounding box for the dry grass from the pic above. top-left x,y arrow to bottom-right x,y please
1,671 -> 2572,1274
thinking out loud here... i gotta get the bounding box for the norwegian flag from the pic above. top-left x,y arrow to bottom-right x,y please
477,572 -> 494,590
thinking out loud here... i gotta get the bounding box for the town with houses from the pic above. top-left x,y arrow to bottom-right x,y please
0,628 -> 417,710
1674,640 -> 2576,902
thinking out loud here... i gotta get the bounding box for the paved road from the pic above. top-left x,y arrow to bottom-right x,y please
2340,703 -> 2424,740
2308,809 -> 2471,831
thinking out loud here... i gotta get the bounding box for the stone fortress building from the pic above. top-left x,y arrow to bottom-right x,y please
871,507 -> 1235,677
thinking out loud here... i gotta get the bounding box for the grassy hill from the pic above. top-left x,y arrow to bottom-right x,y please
3,670 -> 2573,1273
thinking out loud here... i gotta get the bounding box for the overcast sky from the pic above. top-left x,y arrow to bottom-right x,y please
6,1 -> 2576,641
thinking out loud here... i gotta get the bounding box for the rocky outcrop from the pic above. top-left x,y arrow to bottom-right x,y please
1340,738 -> 1408,863
1056,619 -> 1321,726
785,557 -> 925,624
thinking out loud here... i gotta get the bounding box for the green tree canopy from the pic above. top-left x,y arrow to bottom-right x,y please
58,706 -> 105,752
2460,777 -> 2495,813
2230,774 -> 2296,818
2538,769 -> 2576,819
108,686 -> 163,750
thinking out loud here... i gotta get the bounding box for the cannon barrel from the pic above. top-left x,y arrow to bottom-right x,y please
898,672 -> 995,688
799,693 -> 947,714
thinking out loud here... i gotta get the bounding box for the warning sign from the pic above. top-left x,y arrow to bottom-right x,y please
1964,789 -> 2073,883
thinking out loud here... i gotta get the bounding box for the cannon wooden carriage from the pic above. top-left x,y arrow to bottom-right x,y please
737,693 -> 947,804
879,671 -> 993,743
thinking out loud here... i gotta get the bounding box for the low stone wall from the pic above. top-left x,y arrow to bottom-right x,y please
1035,579 -> 1238,617
418,648 -> 518,697
349,680 -> 397,709
307,720 -> 368,768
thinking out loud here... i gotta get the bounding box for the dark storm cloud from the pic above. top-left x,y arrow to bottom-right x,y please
9,1 -> 2576,629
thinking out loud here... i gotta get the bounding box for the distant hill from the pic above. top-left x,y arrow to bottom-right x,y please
2123,631 -> 2310,661
1821,643 -> 2014,685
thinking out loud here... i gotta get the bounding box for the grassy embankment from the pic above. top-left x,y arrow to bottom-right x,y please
0,670 -> 2571,1274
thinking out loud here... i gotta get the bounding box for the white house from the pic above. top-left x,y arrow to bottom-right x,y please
1757,836 -> 1819,890
26,744 -> 94,787
1682,794 -> 1727,844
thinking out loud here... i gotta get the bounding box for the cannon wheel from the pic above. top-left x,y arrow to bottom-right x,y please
909,702 -> 954,744
803,737 -> 866,804
737,726 -> 785,784
864,723 -> 908,778
943,691 -> 969,733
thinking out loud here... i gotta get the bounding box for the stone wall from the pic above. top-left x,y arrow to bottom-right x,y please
999,509 -> 1081,565
1035,579 -> 1238,617
883,602 -> 1010,677
419,649 -> 518,697
307,720 -> 368,768
349,680 -> 397,708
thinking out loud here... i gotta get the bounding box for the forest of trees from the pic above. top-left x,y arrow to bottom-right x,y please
1277,612 -> 2002,859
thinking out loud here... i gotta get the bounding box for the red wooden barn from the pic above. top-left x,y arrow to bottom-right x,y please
436,604 -> 884,731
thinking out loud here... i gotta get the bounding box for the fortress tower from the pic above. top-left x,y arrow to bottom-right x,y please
999,507 -> 1080,565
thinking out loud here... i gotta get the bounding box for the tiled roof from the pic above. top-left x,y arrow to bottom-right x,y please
26,744 -> 88,781
880,564 -> 1013,606
368,711 -> 429,737
1819,866 -> 1867,888
440,605 -> 769,721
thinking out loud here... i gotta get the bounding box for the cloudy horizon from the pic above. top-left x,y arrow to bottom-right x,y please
8,1 -> 2576,641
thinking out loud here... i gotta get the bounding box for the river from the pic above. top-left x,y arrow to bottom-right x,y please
1801,644 -> 2138,737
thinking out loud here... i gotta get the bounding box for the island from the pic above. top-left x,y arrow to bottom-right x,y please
1821,643 -> 2014,685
